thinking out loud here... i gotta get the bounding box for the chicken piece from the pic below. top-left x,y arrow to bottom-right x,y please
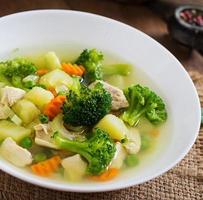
110,142 -> 126,169
34,123 -> 58,149
90,80 -> 129,110
0,86 -> 25,107
0,137 -> 32,167
123,127 -> 141,154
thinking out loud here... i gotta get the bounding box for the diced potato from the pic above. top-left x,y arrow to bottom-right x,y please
0,104 -> 14,120
62,154 -> 87,181
96,114 -> 128,141
12,99 -> 40,124
110,142 -> 126,169
25,87 -> 54,110
44,51 -> 61,70
39,69 -> 73,89
0,120 -> 31,142
0,137 -> 32,167
123,127 -> 141,154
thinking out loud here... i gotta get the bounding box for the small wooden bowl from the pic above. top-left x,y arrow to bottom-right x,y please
168,5 -> 203,52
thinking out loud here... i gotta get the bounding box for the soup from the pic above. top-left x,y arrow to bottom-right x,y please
0,48 -> 168,182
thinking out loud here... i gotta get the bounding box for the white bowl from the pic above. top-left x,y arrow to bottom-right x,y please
0,10 -> 201,192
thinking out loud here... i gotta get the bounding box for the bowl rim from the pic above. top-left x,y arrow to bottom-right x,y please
0,9 -> 201,192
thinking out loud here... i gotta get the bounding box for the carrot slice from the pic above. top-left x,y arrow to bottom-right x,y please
62,63 -> 85,76
44,95 -> 66,120
31,156 -> 61,176
89,168 -> 119,181
36,69 -> 49,76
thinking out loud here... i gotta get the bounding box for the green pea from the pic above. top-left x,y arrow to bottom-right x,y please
34,152 -> 47,163
141,134 -> 151,151
125,154 -> 139,167
20,137 -> 32,149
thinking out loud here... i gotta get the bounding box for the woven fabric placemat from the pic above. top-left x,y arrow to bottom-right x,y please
0,71 -> 202,200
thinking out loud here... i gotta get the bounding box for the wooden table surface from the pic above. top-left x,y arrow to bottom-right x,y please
0,0 -> 203,73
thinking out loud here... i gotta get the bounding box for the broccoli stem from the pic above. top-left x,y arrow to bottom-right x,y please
54,133 -> 91,161
53,128 -> 116,175
102,64 -> 132,76
122,108 -> 146,126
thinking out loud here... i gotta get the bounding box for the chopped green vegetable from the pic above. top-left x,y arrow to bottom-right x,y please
102,64 -> 132,76
54,128 -> 116,175
10,114 -> 22,126
39,114 -> 49,124
23,75 -> 39,89
75,49 -> 103,84
121,84 -> 167,126
34,152 -> 47,162
23,80 -> 36,89
63,82 -> 112,126
20,137 -> 33,149
125,154 -> 139,167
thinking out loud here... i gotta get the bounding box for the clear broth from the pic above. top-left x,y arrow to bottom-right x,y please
1,45 -> 171,183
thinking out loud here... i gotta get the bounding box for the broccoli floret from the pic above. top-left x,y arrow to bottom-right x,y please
0,58 -> 37,89
121,84 -> 167,126
75,49 -> 103,84
62,82 -> 112,126
54,128 -> 116,175
102,64 -> 132,76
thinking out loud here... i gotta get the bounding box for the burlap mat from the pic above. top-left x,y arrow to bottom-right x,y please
0,71 -> 202,200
